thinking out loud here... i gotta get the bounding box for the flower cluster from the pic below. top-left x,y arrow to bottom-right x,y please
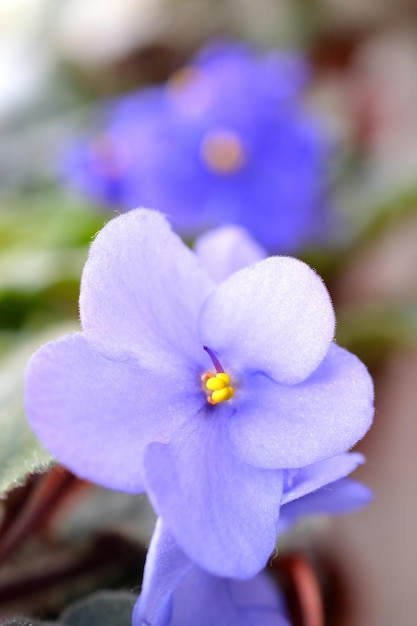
25,209 -> 374,624
64,42 -> 333,253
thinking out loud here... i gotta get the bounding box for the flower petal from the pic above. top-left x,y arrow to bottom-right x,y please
134,518 -> 290,626
198,256 -> 335,384
169,570 -> 290,626
280,478 -> 372,531
142,416 -> 284,578
281,452 -> 365,504
228,343 -> 374,468
194,225 -> 266,283
134,518 -> 193,626
80,209 -> 214,367
24,334 -> 198,493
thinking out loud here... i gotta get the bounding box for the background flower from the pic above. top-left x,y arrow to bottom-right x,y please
64,41 -> 334,253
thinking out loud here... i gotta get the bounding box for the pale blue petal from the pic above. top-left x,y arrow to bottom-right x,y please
198,256 -> 335,385
134,518 -> 290,626
80,209 -> 214,368
228,344 -> 374,468
134,519 -> 193,626
280,479 -> 373,530
282,452 -> 365,504
25,334 -> 198,492
194,225 -> 266,283
142,415 -> 284,578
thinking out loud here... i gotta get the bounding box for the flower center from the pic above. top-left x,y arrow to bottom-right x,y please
167,66 -> 201,92
200,128 -> 245,174
89,134 -> 128,179
202,346 -> 235,405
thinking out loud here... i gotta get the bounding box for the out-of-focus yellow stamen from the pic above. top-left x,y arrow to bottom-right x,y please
201,129 -> 245,174
167,66 -> 201,92
202,372 -> 235,405
90,134 -> 123,178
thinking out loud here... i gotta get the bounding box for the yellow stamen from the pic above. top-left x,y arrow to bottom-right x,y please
203,371 -> 235,405
201,129 -> 245,174
167,66 -> 201,92
90,134 -> 123,178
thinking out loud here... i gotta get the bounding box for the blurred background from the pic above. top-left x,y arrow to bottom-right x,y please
1,0 -> 417,624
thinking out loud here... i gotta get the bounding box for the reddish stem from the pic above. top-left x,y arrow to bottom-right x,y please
272,553 -> 325,626
0,467 -> 82,564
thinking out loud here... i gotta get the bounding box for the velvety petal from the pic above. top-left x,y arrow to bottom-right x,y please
228,343 -> 374,468
142,415 -> 284,578
198,256 -> 335,384
134,518 -> 290,626
281,452 -> 365,504
194,225 -> 266,283
280,478 -> 372,531
25,334 -> 199,493
170,569 -> 290,626
80,209 -> 214,368
133,519 -> 193,626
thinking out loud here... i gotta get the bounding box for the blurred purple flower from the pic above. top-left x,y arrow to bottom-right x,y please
64,41 -> 333,253
25,209 -> 373,578
134,518 -> 291,626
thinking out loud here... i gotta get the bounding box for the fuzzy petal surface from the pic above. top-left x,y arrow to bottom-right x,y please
194,225 -> 266,283
281,452 -> 366,504
198,256 -> 335,384
134,518 -> 290,626
280,478 -> 372,530
168,569 -> 290,626
80,209 -> 214,367
228,344 -> 374,468
25,334 -> 198,492
142,415 -> 284,578
134,519 -> 193,626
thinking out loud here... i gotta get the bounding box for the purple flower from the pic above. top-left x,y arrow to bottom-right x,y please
64,41 -> 333,253
24,209 -> 373,578
134,518 -> 291,626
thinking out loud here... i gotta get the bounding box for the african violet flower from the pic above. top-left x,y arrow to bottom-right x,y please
25,209 -> 374,579
64,41 -> 333,253
134,518 -> 291,626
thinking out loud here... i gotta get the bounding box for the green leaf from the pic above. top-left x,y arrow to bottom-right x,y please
0,617 -> 57,626
336,304 -> 417,366
0,191 -> 105,251
61,591 -> 137,626
0,591 -> 137,626
0,190 -> 106,337
0,322 -> 78,496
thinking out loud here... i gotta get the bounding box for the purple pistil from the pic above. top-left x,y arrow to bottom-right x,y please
203,346 -> 224,373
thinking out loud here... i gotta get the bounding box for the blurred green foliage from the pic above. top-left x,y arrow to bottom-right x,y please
0,191 -> 106,494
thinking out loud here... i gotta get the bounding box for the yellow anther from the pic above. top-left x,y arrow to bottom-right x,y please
201,129 -> 245,174
210,386 -> 234,405
167,66 -> 201,92
90,134 -> 124,178
205,372 -> 230,391
203,372 -> 234,405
